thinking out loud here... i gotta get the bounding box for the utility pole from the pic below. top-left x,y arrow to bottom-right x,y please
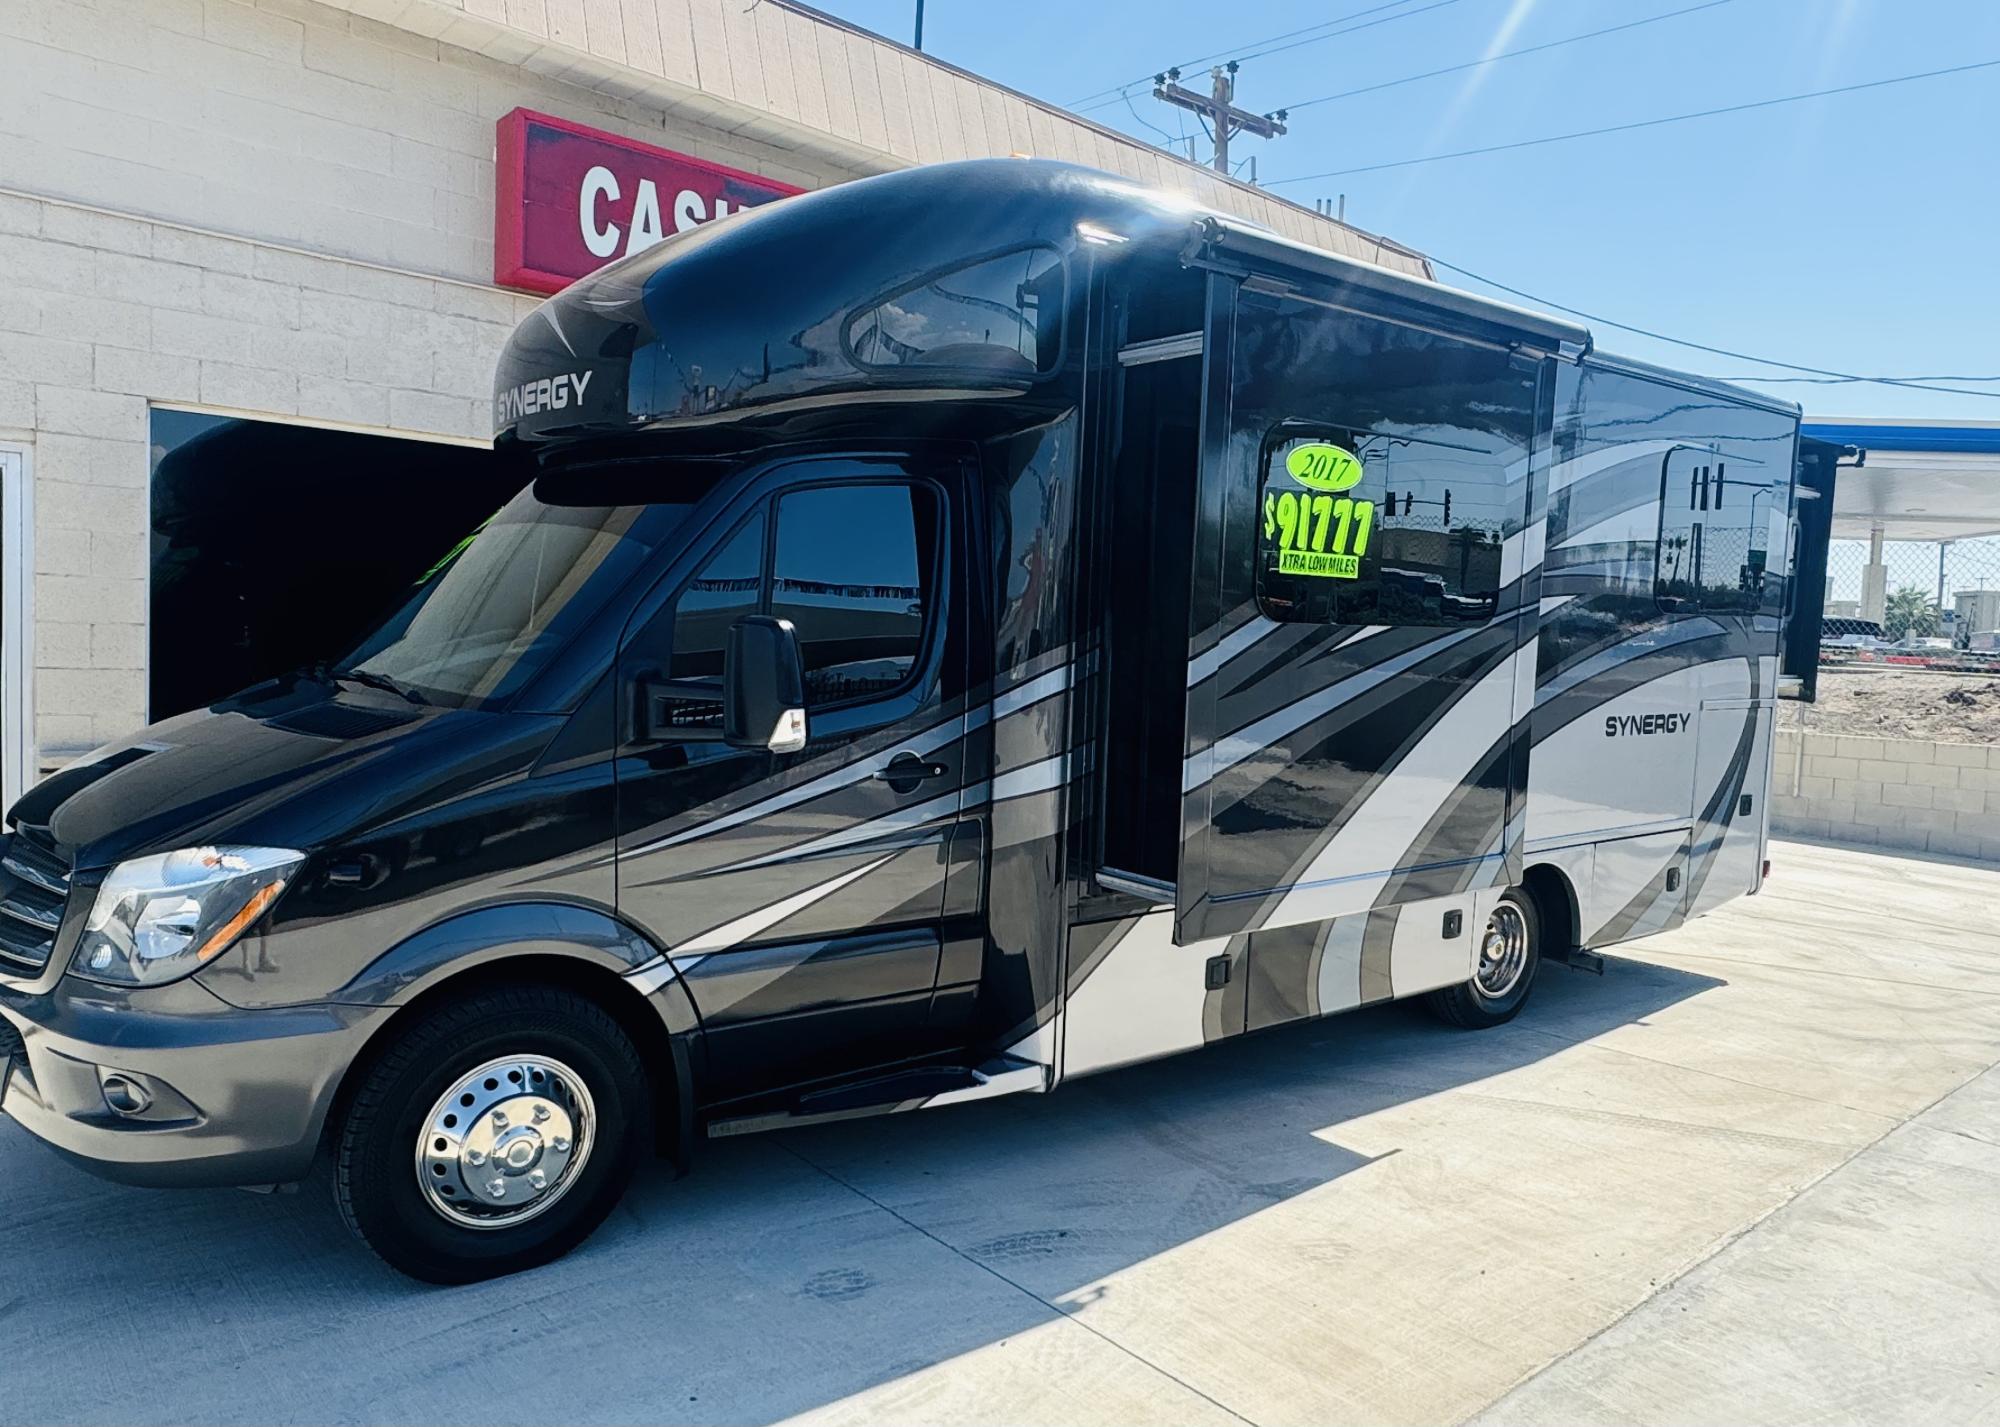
1153,61 -> 1287,175
913,0 -> 924,50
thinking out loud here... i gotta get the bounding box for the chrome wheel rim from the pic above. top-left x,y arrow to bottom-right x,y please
1474,901 -> 1530,1000
415,1055 -> 595,1230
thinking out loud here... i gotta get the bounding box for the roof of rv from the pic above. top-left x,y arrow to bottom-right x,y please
1585,350 -> 1803,420
491,158 -> 1591,443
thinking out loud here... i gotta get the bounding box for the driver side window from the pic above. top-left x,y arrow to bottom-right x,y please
638,476 -> 946,736
668,514 -> 763,681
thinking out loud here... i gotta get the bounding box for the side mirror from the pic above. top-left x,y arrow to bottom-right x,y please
723,615 -> 808,753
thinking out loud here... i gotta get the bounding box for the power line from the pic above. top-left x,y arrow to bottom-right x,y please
1120,87 -> 1185,148
1227,0 -> 1469,69
1706,374 -> 2000,385
1070,0 -> 1467,115
1267,57 -> 2000,183
1067,0 -> 1430,109
1427,254 -> 2000,403
1273,0 -> 1734,115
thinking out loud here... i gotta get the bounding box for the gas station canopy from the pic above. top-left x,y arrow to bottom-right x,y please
1803,419 -> 2000,542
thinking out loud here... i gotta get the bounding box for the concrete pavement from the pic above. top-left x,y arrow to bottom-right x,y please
1,839 -> 1995,1425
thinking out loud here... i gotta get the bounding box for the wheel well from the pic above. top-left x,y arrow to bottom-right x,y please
1521,862 -> 1580,957
323,955 -> 687,1168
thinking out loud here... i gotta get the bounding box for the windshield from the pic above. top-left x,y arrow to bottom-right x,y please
339,467 -> 723,709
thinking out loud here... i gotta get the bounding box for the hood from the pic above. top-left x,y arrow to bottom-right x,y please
9,674 -> 561,872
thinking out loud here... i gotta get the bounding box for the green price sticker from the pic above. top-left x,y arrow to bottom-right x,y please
1284,442 -> 1366,493
1264,488 -> 1374,580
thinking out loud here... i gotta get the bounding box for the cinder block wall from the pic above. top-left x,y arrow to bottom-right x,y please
0,0 -> 872,773
1770,729 -> 2000,859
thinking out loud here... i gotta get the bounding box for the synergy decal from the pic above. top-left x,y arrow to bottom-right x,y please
1264,439 -> 1375,580
495,370 -> 593,425
1604,711 -> 1692,737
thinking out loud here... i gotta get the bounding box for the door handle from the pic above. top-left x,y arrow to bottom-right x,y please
874,751 -> 950,793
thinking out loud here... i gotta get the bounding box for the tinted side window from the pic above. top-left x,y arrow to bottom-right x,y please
1656,448 -> 1785,615
1255,427 -> 1508,627
772,484 -> 939,709
848,248 -> 1063,374
669,513 -> 764,680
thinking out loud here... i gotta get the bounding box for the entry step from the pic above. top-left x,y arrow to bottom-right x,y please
706,1055 -> 1046,1138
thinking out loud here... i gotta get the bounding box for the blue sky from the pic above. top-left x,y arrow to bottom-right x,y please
813,0 -> 2000,422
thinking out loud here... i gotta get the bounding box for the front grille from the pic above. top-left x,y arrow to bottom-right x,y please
0,834 -> 72,976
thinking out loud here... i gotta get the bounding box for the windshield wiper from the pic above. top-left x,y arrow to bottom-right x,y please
310,662 -> 431,706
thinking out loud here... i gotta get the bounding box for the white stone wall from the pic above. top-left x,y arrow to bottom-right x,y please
1770,729 -> 2000,860
0,0 -> 1429,780
0,0 -> 879,774
0,191 -> 533,763
0,0 -> 866,286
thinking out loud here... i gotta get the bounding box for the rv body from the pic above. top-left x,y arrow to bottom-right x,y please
0,161 -> 1805,1280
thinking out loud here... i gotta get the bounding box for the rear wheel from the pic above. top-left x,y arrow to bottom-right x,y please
1425,889 -> 1540,1029
334,984 -> 650,1284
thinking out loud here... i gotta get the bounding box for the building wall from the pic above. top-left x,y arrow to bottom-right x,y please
0,0 -> 1426,779
0,0 -> 868,286
1770,728 -> 2000,861
308,0 -> 1427,272
0,0 -> 889,773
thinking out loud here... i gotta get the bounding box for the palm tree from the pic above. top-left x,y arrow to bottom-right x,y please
1883,585 -> 1941,641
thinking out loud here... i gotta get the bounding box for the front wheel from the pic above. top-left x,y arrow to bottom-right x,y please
334,984 -> 650,1284
1425,889 -> 1541,1029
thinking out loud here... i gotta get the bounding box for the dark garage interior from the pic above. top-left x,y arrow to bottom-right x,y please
148,410 -> 519,720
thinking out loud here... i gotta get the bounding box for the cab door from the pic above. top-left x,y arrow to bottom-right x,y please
1173,272 -> 1556,945
613,454 -> 971,1100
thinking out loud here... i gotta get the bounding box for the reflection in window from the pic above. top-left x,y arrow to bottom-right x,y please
1256,426 -> 1507,627
350,494 -> 668,706
1656,448 -> 1784,615
148,409 -> 517,719
848,248 -> 1063,374
772,484 -> 938,708
669,514 -> 764,681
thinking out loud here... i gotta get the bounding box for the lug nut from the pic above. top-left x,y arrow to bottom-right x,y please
532,1104 -> 550,1124
465,1148 -> 487,1167
528,1170 -> 547,1190
491,1109 -> 509,1129
551,1136 -> 571,1154
487,1178 -> 507,1199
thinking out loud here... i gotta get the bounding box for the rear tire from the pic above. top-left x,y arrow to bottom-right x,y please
1425,889 -> 1541,1030
335,984 -> 649,1284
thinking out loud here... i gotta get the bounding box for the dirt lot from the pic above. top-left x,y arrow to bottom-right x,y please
1809,669 -> 2000,744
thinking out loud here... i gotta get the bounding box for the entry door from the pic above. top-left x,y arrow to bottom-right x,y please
614,455 -> 970,1099
1687,696 -> 1773,917
1174,280 -> 1551,944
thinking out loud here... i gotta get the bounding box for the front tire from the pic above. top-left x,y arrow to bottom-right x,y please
335,984 -> 650,1284
1425,889 -> 1541,1029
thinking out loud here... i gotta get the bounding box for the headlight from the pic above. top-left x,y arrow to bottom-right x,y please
70,847 -> 303,987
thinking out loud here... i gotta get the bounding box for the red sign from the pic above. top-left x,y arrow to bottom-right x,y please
494,108 -> 802,295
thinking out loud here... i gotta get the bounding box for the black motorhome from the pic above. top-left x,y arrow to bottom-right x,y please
0,161 -> 1810,1281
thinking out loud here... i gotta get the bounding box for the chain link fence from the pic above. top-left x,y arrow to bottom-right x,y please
1824,536 -> 2000,646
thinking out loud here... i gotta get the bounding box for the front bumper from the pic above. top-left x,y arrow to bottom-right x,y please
0,972 -> 388,1188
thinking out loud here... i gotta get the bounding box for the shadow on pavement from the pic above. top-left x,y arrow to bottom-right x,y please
0,953 -> 1719,1426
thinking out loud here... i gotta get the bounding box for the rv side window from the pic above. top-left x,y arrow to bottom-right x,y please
772,483 -> 942,710
667,513 -> 765,682
846,247 -> 1064,374
1655,447 -> 1785,615
1254,426 -> 1507,627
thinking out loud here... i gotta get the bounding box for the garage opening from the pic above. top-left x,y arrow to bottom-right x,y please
148,410 -> 519,720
